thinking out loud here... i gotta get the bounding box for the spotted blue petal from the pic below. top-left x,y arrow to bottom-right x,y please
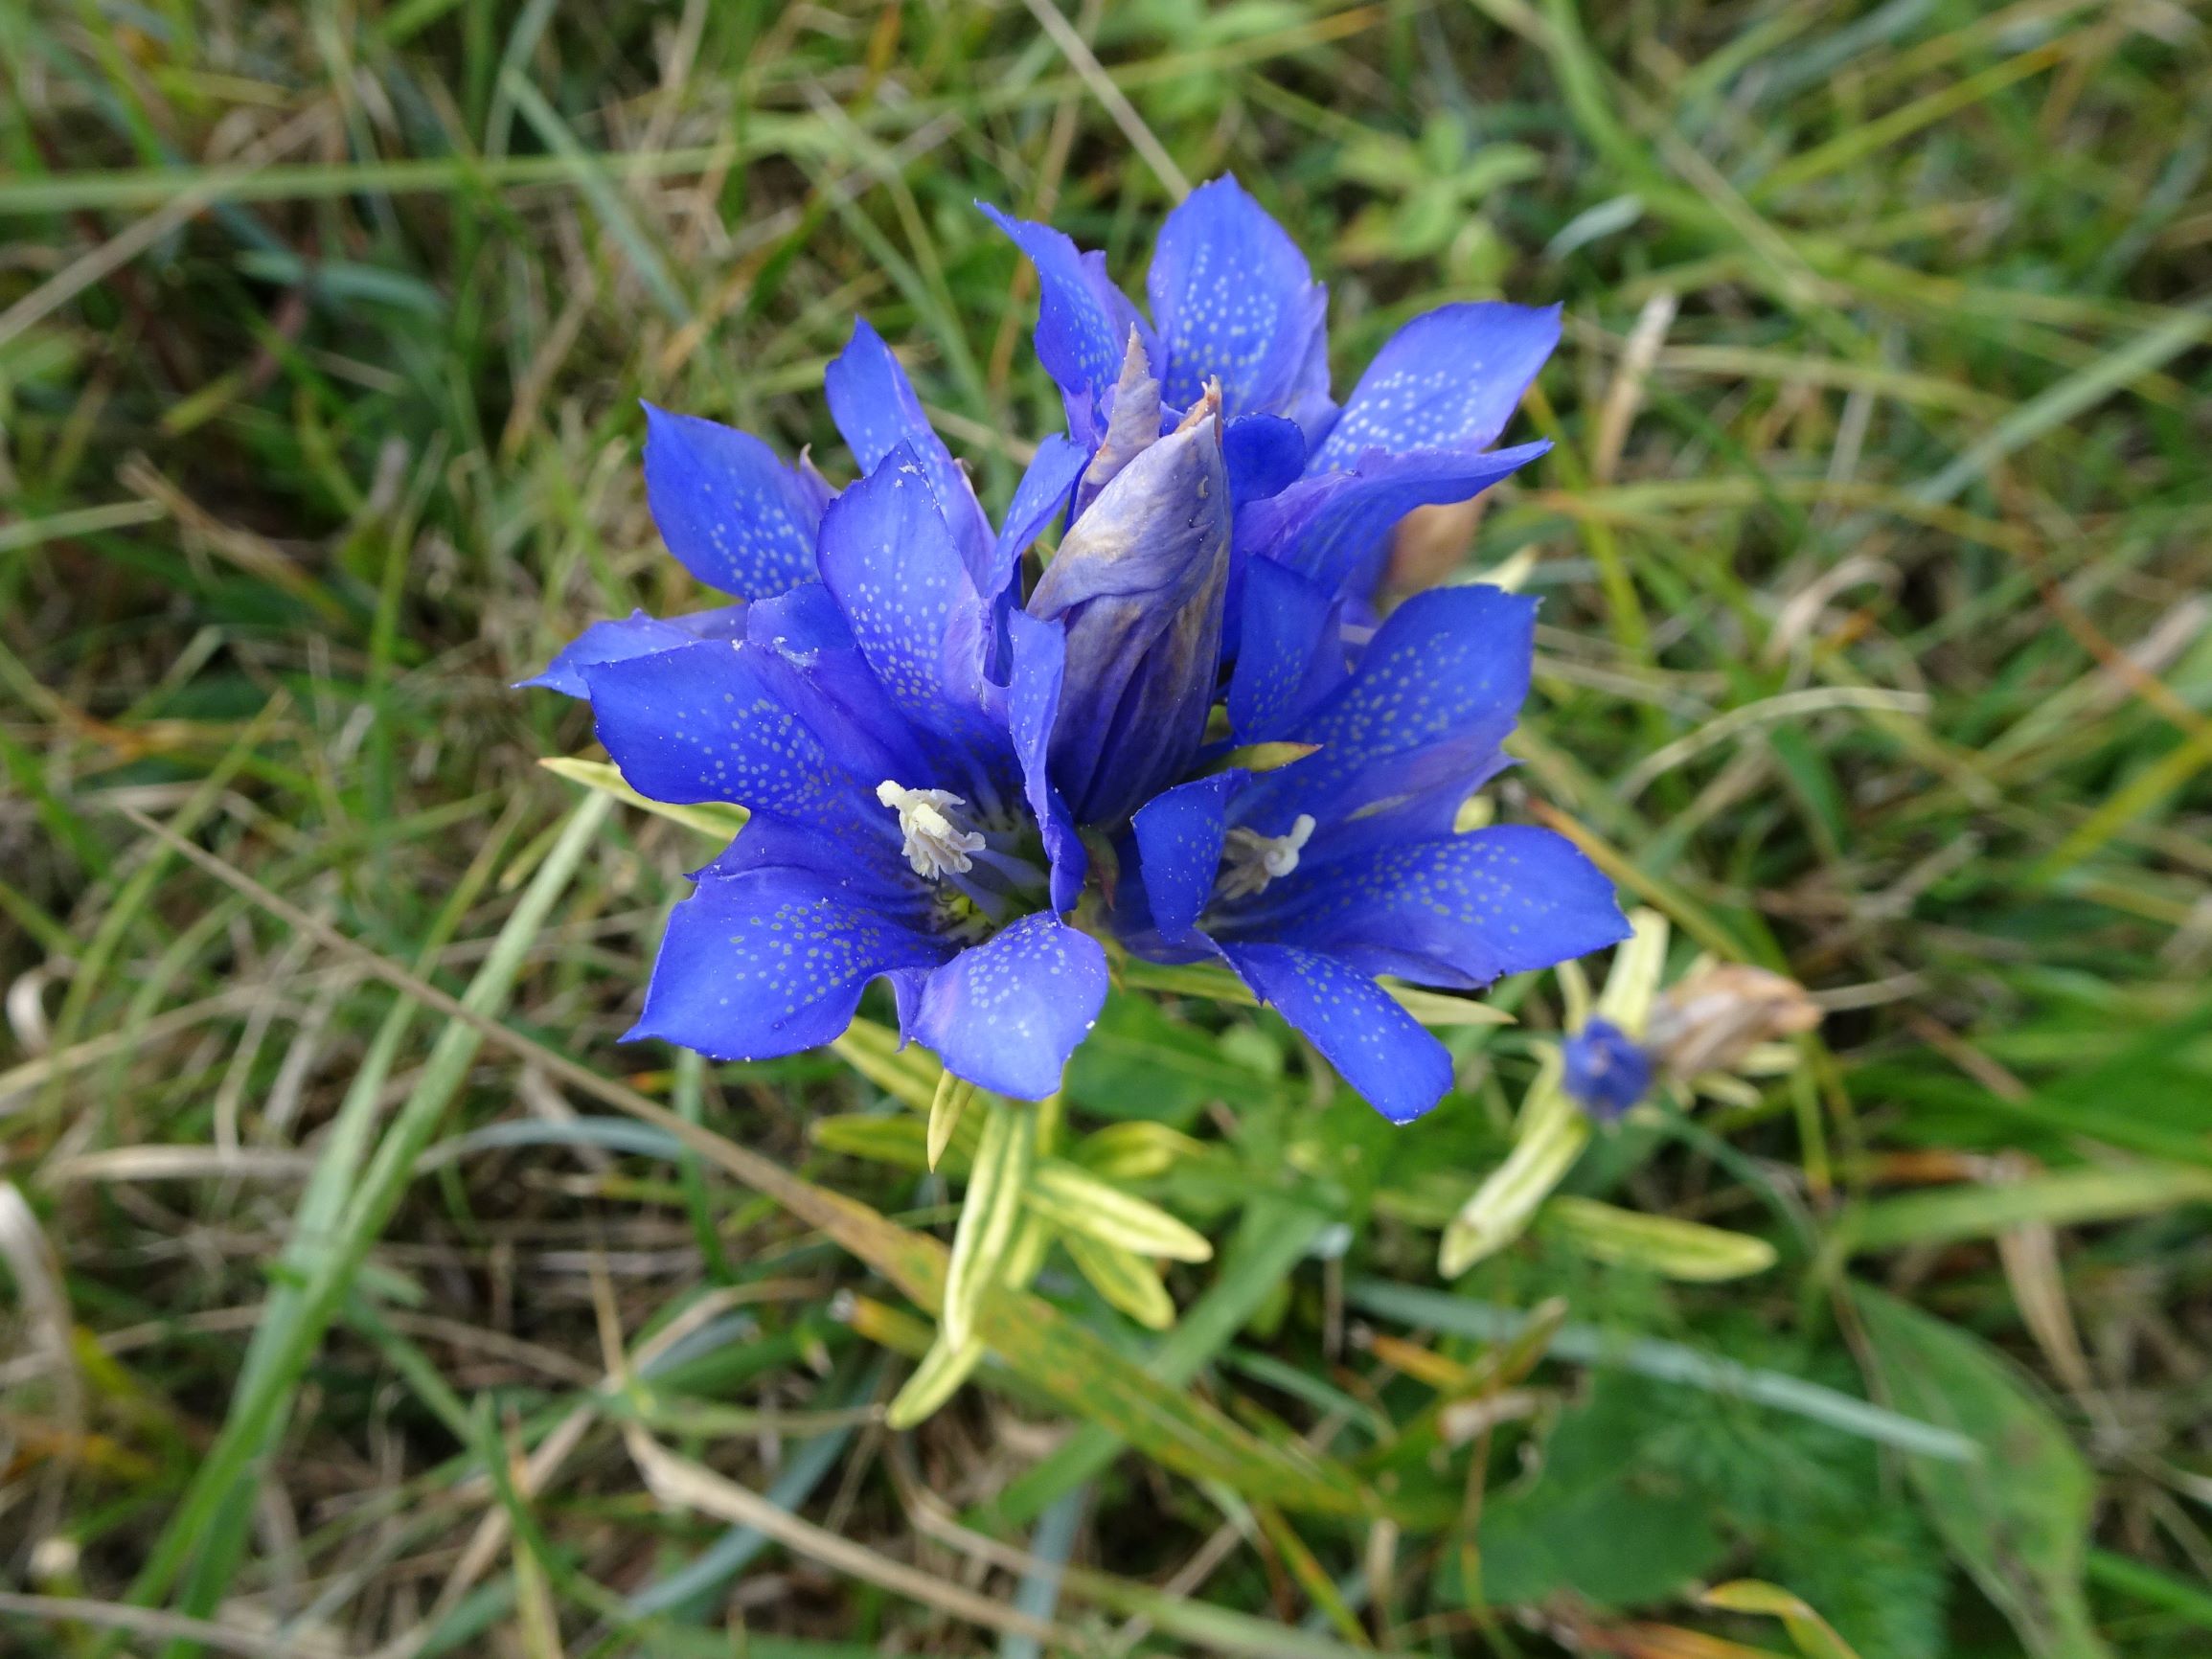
628,863 -> 948,1062
1309,302 -> 1561,470
642,404 -> 832,599
1128,771 -> 1241,949
1218,942 -> 1455,1124
1242,439 -> 1549,600
813,443 -> 1006,783
1235,584 -> 1536,836
520,604 -> 748,698
991,432 -> 1088,587
1146,175 -> 1331,425
910,913 -> 1108,1099
824,317 -> 994,575
1239,827 -> 1630,990
581,640 -> 912,836
979,203 -> 1158,447
1225,557 -> 1343,741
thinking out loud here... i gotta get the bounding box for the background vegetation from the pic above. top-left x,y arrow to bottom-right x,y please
3,0 -> 2210,1653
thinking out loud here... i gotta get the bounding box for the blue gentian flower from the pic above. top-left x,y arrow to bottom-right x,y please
1561,1016 -> 1653,1119
1121,578 -> 1629,1123
526,185 -> 1628,1123
984,174 -> 1558,608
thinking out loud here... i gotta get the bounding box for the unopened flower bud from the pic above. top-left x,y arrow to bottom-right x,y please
1561,1016 -> 1652,1119
1027,384 -> 1231,827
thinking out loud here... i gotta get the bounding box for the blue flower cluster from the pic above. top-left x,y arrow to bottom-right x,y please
527,177 -> 1629,1123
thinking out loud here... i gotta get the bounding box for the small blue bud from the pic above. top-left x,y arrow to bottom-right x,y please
1562,1017 -> 1653,1119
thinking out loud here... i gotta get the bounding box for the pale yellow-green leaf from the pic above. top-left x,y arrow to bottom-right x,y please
537,755 -> 748,842
1538,1193 -> 1777,1281
810,1114 -> 931,1171
927,1071 -> 975,1171
1700,1580 -> 1861,1659
831,1016 -> 941,1113
1213,739 -> 1320,774
1119,957 -> 1510,1028
885,1329 -> 987,1430
1377,980 -> 1514,1027
1073,1121 -> 1210,1182
1593,905 -> 1671,1036
1024,1158 -> 1214,1262
942,1101 -> 1033,1352
1060,1232 -> 1175,1330
1440,1051 -> 1589,1277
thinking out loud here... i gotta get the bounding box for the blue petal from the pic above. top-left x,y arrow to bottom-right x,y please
1310,302 -> 1560,469
582,640 -> 912,839
1004,610 -> 1087,914
1237,826 -> 1629,990
520,604 -> 748,698
911,914 -> 1108,1099
628,863 -> 948,1062
1218,942 -> 1453,1124
1221,413 -> 1307,508
1235,583 -> 1536,835
642,404 -> 832,599
813,443 -> 1005,775
1146,176 -> 1332,424
1241,439 -> 1549,600
1226,558 -> 1344,740
1128,771 -> 1241,949
992,432 -> 1087,581
979,203 -> 1157,447
824,318 -> 994,578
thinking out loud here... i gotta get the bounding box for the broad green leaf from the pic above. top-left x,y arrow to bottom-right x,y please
1538,1193 -> 1778,1281
538,755 -> 748,841
1851,1284 -> 2113,1659
1467,1376 -> 1725,1609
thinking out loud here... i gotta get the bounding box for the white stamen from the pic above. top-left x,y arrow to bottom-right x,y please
877,780 -> 987,880
1216,813 -> 1315,900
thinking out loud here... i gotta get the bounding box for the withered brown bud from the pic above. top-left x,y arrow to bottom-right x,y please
1644,963 -> 1821,1079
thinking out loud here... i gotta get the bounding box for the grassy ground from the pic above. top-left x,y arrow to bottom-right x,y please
4,0 -> 2211,1653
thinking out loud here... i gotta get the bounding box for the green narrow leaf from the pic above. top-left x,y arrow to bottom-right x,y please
928,1071 -> 976,1171
942,1100 -> 1033,1352
1839,1165 -> 2212,1254
1441,1052 -> 1588,1276
885,1331 -> 987,1430
1060,1233 -> 1176,1330
1850,1284 -> 2114,1659
1537,1194 -> 1777,1281
1024,1158 -> 1214,1262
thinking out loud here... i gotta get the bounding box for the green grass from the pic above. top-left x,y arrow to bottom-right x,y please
2,2 -> 2210,1655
